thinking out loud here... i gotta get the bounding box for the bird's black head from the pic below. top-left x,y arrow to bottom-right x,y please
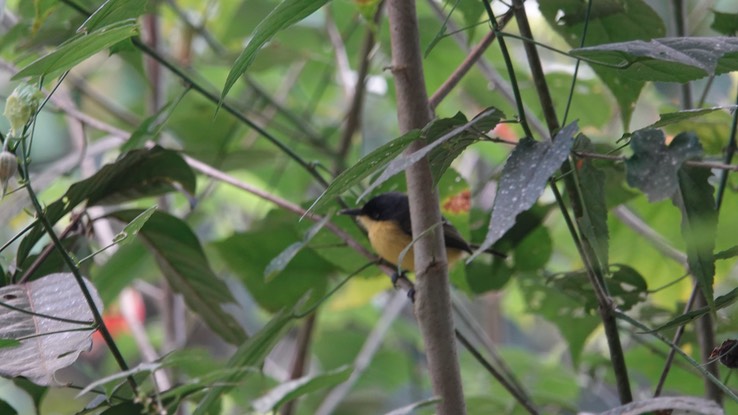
340,192 -> 410,223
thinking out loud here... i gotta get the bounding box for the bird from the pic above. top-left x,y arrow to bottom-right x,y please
340,192 -> 504,273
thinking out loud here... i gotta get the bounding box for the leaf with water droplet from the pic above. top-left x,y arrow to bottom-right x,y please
625,130 -> 703,202
471,122 -> 578,260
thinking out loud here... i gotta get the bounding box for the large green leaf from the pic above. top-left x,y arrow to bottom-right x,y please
645,106 -> 736,130
518,271 -> 599,364
712,11 -> 738,36
574,136 -> 609,268
109,209 -> 247,345
360,107 -> 504,199
473,122 -> 578,259
17,146 -> 196,265
539,0 -> 664,127
252,366 -> 352,412
548,264 -> 648,313
214,211 -> 335,312
645,287 -> 738,333
78,0 -> 149,33
307,130 -> 420,213
571,37 -> 738,83
625,129 -> 703,202
221,0 -> 330,101
672,165 -> 717,310
13,20 -> 139,79
194,310 -> 295,415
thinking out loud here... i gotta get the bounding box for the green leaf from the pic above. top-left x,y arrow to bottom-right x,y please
78,0 -> 149,33
645,106 -> 737,130
99,402 -> 147,415
113,205 -> 157,246
122,88 -> 189,152
672,165 -> 717,310
194,310 -> 295,415
0,339 -> 20,349
264,213 -> 333,281
93,241 -> 153,305
252,366 -> 352,412
13,20 -> 139,79
360,108 -> 504,199
574,136 -> 609,268
384,398 -> 441,415
307,130 -> 420,213
221,0 -> 330,101
645,286 -> 738,333
539,0 -> 664,127
473,122 -> 577,258
711,11 -> 738,36
109,209 -> 247,344
715,245 -> 738,260
17,146 -> 196,265
625,129 -> 703,202
519,271 -> 599,364
571,37 -> 738,83
547,264 -> 648,313
214,212 -> 334,312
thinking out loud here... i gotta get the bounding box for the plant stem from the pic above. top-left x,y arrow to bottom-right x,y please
507,0 -> 634,403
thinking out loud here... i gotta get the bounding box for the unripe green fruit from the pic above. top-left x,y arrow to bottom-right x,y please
0,151 -> 18,197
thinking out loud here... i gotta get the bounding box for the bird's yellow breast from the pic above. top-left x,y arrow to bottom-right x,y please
357,216 -> 464,272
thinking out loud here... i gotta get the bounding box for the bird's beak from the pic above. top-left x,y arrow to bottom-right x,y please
339,208 -> 362,216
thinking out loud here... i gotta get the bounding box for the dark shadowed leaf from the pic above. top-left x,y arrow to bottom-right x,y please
17,147 -> 196,265
194,310 -> 294,415
672,165 -> 717,310
221,0 -> 330,101
645,287 -> 738,333
472,122 -> 578,259
539,0 -> 664,127
99,402 -> 147,415
645,106 -> 737,130
13,20 -> 139,79
571,37 -> 738,83
712,11 -> 738,36
360,107 -> 504,199
574,136 -> 609,267
307,130 -> 420,214
252,366 -> 352,412
109,209 -> 246,344
625,129 -> 703,202
78,0 -> 149,33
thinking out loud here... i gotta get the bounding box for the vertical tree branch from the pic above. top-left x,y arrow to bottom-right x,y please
508,0 -> 634,403
387,0 -> 466,413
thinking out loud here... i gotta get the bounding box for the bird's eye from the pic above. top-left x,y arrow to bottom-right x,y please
371,212 -> 381,220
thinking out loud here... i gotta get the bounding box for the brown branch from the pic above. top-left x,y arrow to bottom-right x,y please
387,0 -> 466,414
429,9 -> 514,109
335,7 -> 383,173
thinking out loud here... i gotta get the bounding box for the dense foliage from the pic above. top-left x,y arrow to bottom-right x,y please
0,0 -> 738,414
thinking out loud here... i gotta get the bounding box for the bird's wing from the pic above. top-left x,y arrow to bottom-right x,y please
442,219 -> 473,254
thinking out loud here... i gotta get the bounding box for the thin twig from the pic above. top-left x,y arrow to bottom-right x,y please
428,9 -> 514,109
335,5 -> 383,173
